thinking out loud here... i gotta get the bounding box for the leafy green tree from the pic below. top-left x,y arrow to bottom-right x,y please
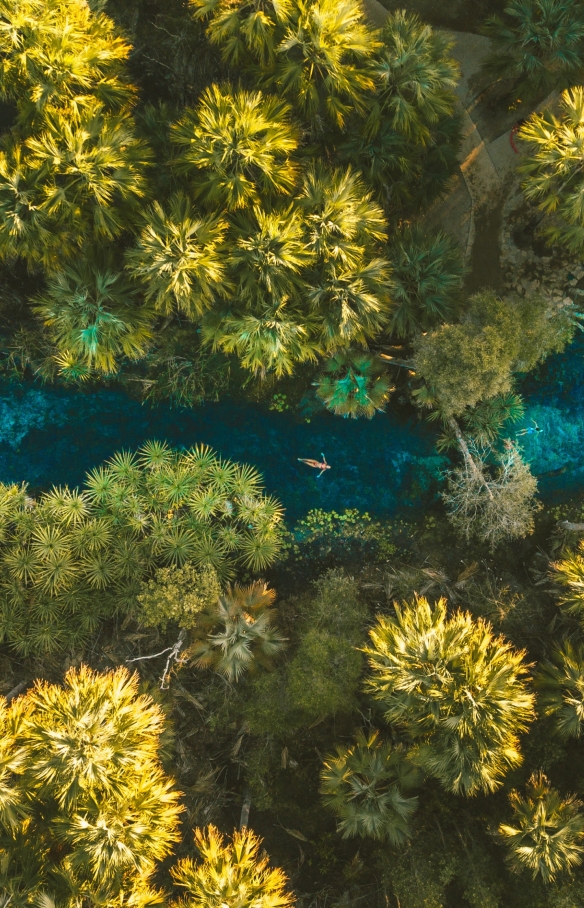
191,581 -> 285,681
137,563 -> 221,630
414,291 -> 576,416
126,192 -> 229,318
191,0 -> 293,66
0,0 -> 134,129
367,10 -> 459,144
499,772 -> 584,882
365,596 -> 535,795
266,0 -> 377,131
315,349 -> 393,419
34,254 -> 154,375
171,825 -> 294,908
321,729 -> 420,843
171,85 -> 299,210
387,227 -> 465,338
482,0 -> 584,101
0,442 -> 284,654
537,641 -> 584,738
553,541 -> 584,618
0,665 -> 182,907
520,87 -> 584,252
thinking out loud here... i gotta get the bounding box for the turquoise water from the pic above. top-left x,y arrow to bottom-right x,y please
0,335 -> 581,520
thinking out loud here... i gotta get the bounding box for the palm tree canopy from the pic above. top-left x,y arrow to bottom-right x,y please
171,85 -> 299,210
537,640 -> 584,739
364,596 -> 535,795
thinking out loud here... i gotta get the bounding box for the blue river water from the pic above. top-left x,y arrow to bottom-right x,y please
0,335 -> 581,521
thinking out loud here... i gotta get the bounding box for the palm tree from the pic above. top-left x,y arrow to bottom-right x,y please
299,165 -> 388,266
1,665 -> 182,906
0,0 -> 134,129
481,0 -> 584,101
367,11 -> 459,144
266,0 -> 377,132
229,205 -> 314,303
537,641 -> 584,739
321,730 -> 420,842
171,85 -> 299,211
499,772 -> 584,882
308,256 -> 393,352
520,87 -> 584,253
191,0 -> 293,66
552,541 -> 584,618
24,103 -> 151,243
364,596 -> 535,795
315,349 -> 393,418
126,192 -> 229,319
33,254 -> 154,375
191,581 -> 286,681
386,226 -> 465,338
171,826 -> 294,908
202,302 -> 319,377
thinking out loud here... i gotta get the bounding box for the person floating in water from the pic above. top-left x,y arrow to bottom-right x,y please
298,454 -> 330,477
517,420 -> 543,437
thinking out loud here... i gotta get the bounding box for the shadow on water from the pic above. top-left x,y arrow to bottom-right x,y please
0,381 -> 445,521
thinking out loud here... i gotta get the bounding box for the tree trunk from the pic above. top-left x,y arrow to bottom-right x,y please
447,417 -> 494,500
239,786 -> 252,829
558,521 -> 584,532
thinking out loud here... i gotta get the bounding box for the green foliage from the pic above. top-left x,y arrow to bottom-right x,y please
33,253 -> 153,375
285,508 -> 399,565
137,563 -> 221,630
537,640 -> 584,738
0,665 -> 182,907
520,87 -> 584,252
321,729 -> 420,843
126,192 -> 229,318
171,85 -> 299,210
245,569 -> 366,732
414,291 -> 576,416
552,541 -> 584,618
499,772 -> 584,882
190,581 -> 286,681
171,825 -> 294,908
315,349 -> 393,419
0,442 -> 284,654
191,0 -> 293,67
365,596 -> 535,795
482,0 -> 584,100
387,226 -> 465,338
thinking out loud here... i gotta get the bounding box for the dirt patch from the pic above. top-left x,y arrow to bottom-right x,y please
375,0 -> 506,33
465,202 -> 504,293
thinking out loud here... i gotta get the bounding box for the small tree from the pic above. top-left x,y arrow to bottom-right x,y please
137,564 -> 221,630
499,772 -> 584,882
387,226 -> 465,338
321,729 -> 420,843
553,541 -> 584,618
171,825 -> 294,908
537,641 -> 584,739
364,596 -> 535,795
481,0 -> 584,101
315,350 -> 393,418
191,581 -> 286,681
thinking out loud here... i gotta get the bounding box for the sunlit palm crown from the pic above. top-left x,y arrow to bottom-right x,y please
537,640 -> 584,739
364,596 -> 535,795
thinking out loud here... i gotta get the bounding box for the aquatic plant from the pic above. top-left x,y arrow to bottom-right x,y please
364,596 -> 535,795
315,350 -> 393,419
321,730 -> 420,843
190,581 -> 285,681
499,772 -> 584,882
